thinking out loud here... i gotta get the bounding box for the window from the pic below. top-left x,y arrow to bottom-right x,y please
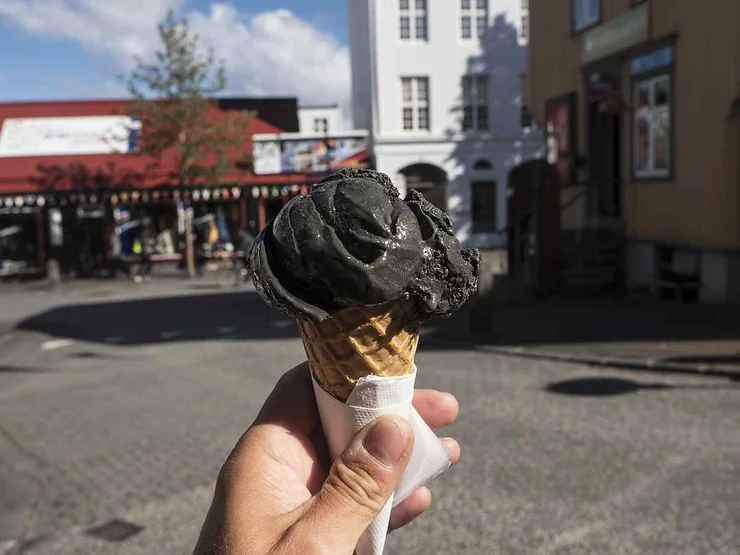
471,181 -> 497,233
573,0 -> 600,32
633,74 -> 671,178
461,0 -> 488,40
462,75 -> 489,131
520,0 -> 529,43
313,118 -> 328,134
473,158 -> 493,170
401,77 -> 430,131
400,0 -> 427,41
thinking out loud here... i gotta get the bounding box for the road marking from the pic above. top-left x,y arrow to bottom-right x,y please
271,320 -> 294,329
41,339 -> 74,351
217,326 -> 236,335
160,331 -> 182,340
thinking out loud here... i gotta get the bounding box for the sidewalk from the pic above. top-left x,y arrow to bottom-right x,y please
424,296 -> 740,379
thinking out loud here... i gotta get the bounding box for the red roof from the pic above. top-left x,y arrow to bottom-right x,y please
0,99 -> 311,193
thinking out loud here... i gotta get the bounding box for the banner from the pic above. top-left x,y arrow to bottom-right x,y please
254,135 -> 368,175
0,116 -> 141,158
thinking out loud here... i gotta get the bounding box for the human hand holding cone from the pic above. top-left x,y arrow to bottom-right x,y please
250,169 -> 480,554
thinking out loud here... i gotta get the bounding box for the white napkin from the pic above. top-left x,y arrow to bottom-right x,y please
312,366 -> 451,555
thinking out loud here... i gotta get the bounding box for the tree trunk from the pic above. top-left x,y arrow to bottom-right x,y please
185,207 -> 196,279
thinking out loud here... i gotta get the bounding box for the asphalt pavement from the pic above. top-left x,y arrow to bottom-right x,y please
0,282 -> 738,554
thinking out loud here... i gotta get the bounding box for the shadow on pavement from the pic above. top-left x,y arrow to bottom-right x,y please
419,295 -> 740,356
0,364 -> 53,373
17,291 -> 301,346
545,377 -> 740,397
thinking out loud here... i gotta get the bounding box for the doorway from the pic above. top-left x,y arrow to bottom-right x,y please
399,163 -> 448,211
587,69 -> 623,217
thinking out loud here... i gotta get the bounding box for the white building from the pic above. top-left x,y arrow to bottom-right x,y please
297,105 -> 344,135
348,0 -> 543,249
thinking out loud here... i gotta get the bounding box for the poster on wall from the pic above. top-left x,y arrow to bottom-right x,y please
253,135 -> 369,175
545,92 -> 578,185
0,116 -> 141,158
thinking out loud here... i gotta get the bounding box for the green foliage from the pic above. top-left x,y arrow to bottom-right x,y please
124,9 -> 251,186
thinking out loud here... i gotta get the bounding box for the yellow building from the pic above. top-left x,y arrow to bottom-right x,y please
528,0 -> 740,301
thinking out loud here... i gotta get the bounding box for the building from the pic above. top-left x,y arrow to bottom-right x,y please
0,98 -> 314,279
348,0 -> 543,249
298,104 -> 344,135
529,0 -> 740,302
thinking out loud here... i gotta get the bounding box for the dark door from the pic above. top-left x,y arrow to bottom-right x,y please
586,67 -> 622,217
590,105 -> 621,216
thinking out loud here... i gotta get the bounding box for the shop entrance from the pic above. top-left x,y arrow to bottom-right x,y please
587,69 -> 623,217
72,206 -> 108,278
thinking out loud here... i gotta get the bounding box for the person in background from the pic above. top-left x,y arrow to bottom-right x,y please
109,228 -> 128,279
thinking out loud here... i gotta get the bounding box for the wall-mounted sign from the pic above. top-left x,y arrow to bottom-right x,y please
253,134 -> 369,175
545,92 -> 578,185
582,3 -> 649,64
630,45 -> 673,76
0,116 -> 141,158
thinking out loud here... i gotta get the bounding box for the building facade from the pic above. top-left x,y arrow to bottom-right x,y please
348,0 -> 542,249
529,0 -> 740,302
298,105 -> 344,135
0,98 -> 313,279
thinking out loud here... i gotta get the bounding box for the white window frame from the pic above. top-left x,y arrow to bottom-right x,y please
461,0 -> 488,41
401,77 -> 430,132
462,75 -> 489,132
633,74 -> 671,179
573,0 -> 600,32
313,118 -> 328,134
399,0 -> 428,42
519,0 -> 529,44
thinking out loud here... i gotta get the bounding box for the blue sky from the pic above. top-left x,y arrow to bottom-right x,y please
0,1 -> 350,106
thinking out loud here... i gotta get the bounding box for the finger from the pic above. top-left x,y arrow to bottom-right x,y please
253,362 -> 319,435
389,487 -> 432,531
441,437 -> 461,465
412,390 -> 459,429
287,416 -> 414,554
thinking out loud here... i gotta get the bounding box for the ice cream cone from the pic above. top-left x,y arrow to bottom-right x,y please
297,299 -> 420,402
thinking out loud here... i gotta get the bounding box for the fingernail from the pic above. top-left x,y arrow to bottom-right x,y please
363,417 -> 410,467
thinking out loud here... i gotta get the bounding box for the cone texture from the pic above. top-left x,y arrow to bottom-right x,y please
298,300 -> 419,402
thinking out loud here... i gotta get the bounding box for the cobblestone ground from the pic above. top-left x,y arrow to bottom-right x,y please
0,283 -> 738,554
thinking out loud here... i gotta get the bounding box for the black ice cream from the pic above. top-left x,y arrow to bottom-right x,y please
250,168 -> 480,323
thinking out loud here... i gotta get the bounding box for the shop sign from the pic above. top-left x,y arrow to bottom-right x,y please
582,3 -> 648,64
253,133 -> 369,175
0,116 -> 141,158
630,45 -> 673,76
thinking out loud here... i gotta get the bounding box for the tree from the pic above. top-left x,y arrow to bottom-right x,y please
124,9 -> 251,278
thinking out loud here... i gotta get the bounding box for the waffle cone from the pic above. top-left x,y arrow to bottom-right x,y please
297,300 -> 419,402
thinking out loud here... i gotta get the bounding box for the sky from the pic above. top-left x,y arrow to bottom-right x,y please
0,0 -> 350,110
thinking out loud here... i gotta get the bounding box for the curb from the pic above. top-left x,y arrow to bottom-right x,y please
477,345 -> 740,381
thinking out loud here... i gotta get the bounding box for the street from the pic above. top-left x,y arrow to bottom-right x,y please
0,282 -> 738,554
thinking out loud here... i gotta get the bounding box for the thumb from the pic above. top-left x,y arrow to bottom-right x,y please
288,415 -> 414,554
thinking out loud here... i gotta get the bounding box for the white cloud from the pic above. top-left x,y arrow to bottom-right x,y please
0,0 -> 350,115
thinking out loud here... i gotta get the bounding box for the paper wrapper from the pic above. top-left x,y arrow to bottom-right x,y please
312,365 -> 451,555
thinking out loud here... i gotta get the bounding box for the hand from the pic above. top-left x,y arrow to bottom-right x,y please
194,362 -> 460,554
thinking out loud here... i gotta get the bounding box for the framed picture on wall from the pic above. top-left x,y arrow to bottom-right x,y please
545,92 -> 578,185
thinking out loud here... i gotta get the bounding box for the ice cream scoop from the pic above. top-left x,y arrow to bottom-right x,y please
250,168 -> 480,325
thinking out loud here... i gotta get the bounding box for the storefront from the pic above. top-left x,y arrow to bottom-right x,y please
0,182 -> 312,279
0,97 -> 310,280
529,0 -> 740,301
0,199 -> 44,278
